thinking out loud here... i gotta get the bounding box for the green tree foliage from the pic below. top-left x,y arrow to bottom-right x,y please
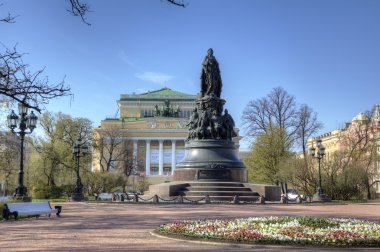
245,125 -> 290,185
28,111 -> 92,198
242,87 -> 322,187
0,132 -> 19,195
84,171 -> 124,196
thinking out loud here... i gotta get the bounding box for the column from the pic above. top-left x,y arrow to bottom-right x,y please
145,140 -> 151,176
158,140 -> 164,175
133,140 -> 138,168
171,140 -> 176,175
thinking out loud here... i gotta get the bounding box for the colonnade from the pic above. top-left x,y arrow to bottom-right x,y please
131,138 -> 185,176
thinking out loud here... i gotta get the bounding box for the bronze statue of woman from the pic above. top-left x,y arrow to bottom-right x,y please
200,48 -> 222,98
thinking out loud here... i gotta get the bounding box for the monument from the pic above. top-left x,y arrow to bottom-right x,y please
148,49 -> 280,201
173,48 -> 247,182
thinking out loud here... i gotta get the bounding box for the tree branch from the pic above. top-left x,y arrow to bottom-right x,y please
67,0 -> 91,25
165,0 -> 187,7
0,45 -> 71,112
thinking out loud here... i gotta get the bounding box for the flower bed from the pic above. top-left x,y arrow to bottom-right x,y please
158,216 -> 380,247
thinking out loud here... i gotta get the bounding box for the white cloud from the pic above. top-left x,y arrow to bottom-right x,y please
118,51 -> 135,67
135,71 -> 174,84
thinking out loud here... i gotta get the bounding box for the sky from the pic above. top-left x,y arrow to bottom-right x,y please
1,0 -> 380,148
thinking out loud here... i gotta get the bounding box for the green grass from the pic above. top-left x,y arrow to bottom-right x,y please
32,197 -> 68,202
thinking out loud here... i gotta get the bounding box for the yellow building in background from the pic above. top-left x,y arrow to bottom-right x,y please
93,87 -> 242,186
92,88 -> 198,184
307,105 -> 380,197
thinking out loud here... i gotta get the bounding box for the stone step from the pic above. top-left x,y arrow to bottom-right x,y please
187,182 -> 245,187
181,191 -> 260,197
182,195 -> 261,202
184,186 -> 252,192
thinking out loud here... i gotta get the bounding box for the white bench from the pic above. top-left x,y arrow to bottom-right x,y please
97,193 -> 113,200
3,202 -> 62,220
0,196 -> 9,202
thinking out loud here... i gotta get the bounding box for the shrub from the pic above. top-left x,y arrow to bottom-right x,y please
31,184 -> 64,199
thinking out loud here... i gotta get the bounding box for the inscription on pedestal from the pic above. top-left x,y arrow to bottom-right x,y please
198,169 -> 231,180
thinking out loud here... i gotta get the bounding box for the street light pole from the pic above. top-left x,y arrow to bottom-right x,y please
309,139 -> 331,202
7,103 -> 38,201
71,137 -> 88,201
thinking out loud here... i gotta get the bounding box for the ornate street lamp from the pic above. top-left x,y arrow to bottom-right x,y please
309,139 -> 331,202
7,103 -> 38,201
71,137 -> 88,201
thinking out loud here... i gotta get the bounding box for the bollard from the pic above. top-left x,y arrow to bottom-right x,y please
133,194 -> 139,203
259,195 -> 265,204
296,196 -> 302,204
233,195 -> 240,204
153,195 -> 159,203
177,195 -> 184,204
205,195 -> 211,204
280,195 -> 288,204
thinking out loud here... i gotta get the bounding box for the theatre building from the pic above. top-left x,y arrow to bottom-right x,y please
92,88 -> 198,184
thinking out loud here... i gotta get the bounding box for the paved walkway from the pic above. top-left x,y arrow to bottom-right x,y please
1,202 -> 380,251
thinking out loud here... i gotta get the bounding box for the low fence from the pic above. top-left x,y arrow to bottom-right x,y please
107,193 -> 311,204
109,193 -> 267,204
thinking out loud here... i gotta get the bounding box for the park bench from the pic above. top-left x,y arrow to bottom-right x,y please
3,202 -> 62,220
97,193 -> 113,200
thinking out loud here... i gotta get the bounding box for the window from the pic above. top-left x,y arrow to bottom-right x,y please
139,145 -> 145,153
163,167 -> 171,175
151,167 -> 159,175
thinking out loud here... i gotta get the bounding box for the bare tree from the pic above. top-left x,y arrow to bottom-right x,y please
296,104 -> 323,156
67,0 -> 91,25
0,3 -> 17,23
242,87 -> 298,150
321,110 -> 380,199
242,87 -> 323,190
277,154 -> 317,196
1,0 -> 187,110
65,0 -> 187,25
165,0 -> 187,7
93,126 -> 131,172
0,46 -> 71,112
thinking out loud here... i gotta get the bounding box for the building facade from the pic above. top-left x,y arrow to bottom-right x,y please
92,87 -> 241,185
307,105 -> 380,198
93,88 -> 195,185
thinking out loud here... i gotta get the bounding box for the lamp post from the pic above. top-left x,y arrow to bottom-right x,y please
132,157 -> 137,193
71,137 -> 88,201
308,139 -> 331,202
7,103 -> 38,201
